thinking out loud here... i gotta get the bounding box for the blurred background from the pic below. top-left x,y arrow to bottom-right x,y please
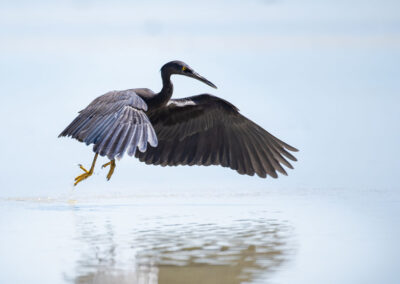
0,0 -> 399,195
0,0 -> 399,283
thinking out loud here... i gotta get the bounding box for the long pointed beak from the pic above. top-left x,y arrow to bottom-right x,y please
190,72 -> 217,89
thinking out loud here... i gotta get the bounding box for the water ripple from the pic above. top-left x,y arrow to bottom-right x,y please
67,210 -> 294,284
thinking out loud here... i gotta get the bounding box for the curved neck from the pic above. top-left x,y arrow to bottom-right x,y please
148,71 -> 173,108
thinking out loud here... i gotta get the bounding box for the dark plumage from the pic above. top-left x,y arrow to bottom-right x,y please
59,60 -> 298,184
59,90 -> 157,160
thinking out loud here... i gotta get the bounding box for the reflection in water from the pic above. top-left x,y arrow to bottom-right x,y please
67,206 -> 293,284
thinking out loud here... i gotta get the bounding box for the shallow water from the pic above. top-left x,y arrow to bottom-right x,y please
0,195 -> 294,284
1,188 -> 399,284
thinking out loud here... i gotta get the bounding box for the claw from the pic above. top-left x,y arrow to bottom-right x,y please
74,170 -> 92,186
102,160 -> 116,181
102,161 -> 112,168
79,164 -> 89,173
74,153 -> 98,186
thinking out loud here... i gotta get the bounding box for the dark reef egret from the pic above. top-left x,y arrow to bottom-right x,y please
59,61 -> 298,186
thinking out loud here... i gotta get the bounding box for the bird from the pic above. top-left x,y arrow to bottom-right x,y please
59,60 -> 298,186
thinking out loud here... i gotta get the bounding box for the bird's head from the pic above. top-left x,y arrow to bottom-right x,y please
161,60 -> 217,89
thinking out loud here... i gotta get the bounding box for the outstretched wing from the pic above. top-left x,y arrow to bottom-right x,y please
59,90 -> 158,160
135,94 -> 298,178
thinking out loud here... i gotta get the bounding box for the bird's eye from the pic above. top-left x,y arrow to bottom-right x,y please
182,66 -> 192,73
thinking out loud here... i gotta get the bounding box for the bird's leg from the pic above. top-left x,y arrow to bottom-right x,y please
74,153 -> 98,186
102,159 -> 116,181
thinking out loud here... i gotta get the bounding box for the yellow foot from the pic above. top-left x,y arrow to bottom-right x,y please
102,160 -> 116,181
74,165 -> 93,186
73,153 -> 98,187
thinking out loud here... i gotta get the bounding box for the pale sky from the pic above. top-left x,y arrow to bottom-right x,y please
0,0 -> 399,197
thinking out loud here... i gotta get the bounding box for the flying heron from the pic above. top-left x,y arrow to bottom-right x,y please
59,60 -> 298,186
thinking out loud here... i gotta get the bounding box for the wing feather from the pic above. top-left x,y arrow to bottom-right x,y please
136,94 -> 298,178
59,90 -> 157,160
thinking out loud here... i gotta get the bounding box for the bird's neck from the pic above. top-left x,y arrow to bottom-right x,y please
148,72 -> 173,108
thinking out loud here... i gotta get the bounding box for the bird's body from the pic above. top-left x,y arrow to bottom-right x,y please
59,61 -> 298,185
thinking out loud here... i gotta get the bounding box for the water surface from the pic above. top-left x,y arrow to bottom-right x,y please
1,188 -> 399,284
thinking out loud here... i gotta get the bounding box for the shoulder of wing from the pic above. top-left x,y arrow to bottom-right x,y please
149,94 -> 240,127
169,94 -> 239,113
80,89 -> 148,114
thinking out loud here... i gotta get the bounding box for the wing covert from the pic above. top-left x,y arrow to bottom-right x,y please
59,89 -> 158,160
136,94 -> 298,178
